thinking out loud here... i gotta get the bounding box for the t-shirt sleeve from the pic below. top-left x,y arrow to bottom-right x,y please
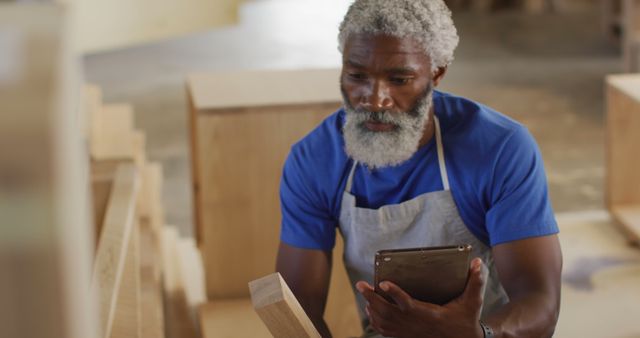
485,126 -> 558,246
279,146 -> 336,250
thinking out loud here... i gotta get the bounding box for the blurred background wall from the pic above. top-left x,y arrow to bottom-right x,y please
62,0 -> 246,53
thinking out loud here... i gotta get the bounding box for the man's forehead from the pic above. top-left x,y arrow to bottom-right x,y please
344,33 -> 426,55
343,33 -> 431,69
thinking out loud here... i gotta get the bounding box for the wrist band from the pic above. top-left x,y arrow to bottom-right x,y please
479,320 -> 494,338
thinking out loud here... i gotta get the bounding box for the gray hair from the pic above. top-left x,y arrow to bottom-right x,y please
338,0 -> 459,71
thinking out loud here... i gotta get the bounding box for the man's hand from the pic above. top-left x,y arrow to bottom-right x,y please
356,258 -> 486,338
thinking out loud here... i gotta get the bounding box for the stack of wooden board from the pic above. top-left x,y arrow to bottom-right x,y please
86,84 -> 161,338
86,84 -> 207,338
606,74 -> 640,246
187,69 -> 362,337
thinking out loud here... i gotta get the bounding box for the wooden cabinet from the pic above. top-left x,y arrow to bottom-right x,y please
187,69 -> 362,337
606,74 -> 640,244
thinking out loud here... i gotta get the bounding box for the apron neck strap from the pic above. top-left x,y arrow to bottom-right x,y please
346,159 -> 358,192
434,116 -> 450,191
345,115 -> 450,193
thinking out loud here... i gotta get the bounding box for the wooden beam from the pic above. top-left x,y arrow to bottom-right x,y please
90,103 -> 137,161
90,159 -> 121,246
110,219 -> 141,338
249,273 -> 321,338
176,237 -> 207,309
92,164 -> 140,338
162,226 -> 199,338
138,162 -> 164,233
139,221 -> 165,338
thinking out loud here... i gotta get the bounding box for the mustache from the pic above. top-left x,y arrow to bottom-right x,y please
351,109 -> 399,124
339,81 -> 433,119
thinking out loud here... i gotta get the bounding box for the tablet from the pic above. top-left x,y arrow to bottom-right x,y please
374,244 -> 472,305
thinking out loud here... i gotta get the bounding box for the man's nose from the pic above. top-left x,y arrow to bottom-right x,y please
360,81 -> 393,111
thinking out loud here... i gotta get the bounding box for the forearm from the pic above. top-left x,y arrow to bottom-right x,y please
297,296 -> 332,337
307,313 -> 332,338
288,278 -> 333,337
276,243 -> 334,337
485,291 -> 559,338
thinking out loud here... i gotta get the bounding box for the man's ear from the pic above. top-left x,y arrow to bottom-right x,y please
432,66 -> 448,87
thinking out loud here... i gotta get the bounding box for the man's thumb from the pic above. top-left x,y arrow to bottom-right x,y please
463,258 -> 486,308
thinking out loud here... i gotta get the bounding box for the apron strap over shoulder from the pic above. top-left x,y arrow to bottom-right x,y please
346,160 -> 358,193
434,116 -> 450,191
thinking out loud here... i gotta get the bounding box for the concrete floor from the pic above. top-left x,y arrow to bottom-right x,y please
84,2 -> 640,337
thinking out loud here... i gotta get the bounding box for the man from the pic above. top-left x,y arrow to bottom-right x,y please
276,1 -> 562,337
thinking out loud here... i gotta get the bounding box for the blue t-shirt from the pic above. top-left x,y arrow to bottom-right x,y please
280,90 -> 558,250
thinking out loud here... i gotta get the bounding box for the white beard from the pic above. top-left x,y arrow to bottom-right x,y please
342,89 -> 433,170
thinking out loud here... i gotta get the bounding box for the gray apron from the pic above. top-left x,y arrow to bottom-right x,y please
338,117 -> 509,337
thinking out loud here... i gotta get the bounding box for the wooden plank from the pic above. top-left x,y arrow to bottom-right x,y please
162,226 -> 199,338
92,164 -> 140,338
199,299 -> 270,338
611,206 -> 640,245
176,238 -> 207,309
187,69 -> 341,110
110,219 -> 141,338
161,226 -> 180,294
91,159 -> 122,246
138,162 -> 164,233
249,273 -> 321,338
0,4 -> 98,338
90,103 -> 136,160
139,222 -> 165,338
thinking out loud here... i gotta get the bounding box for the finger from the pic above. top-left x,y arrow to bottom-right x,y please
355,280 -> 374,294
379,281 -> 414,312
357,281 -> 381,305
462,258 -> 486,307
367,305 -> 399,338
363,287 -> 400,321
358,281 -> 397,309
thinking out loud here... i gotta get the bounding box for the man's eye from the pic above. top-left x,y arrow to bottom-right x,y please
348,73 -> 367,80
390,77 -> 411,85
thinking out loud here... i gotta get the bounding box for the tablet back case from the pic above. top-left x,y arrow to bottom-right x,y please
374,244 -> 472,305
